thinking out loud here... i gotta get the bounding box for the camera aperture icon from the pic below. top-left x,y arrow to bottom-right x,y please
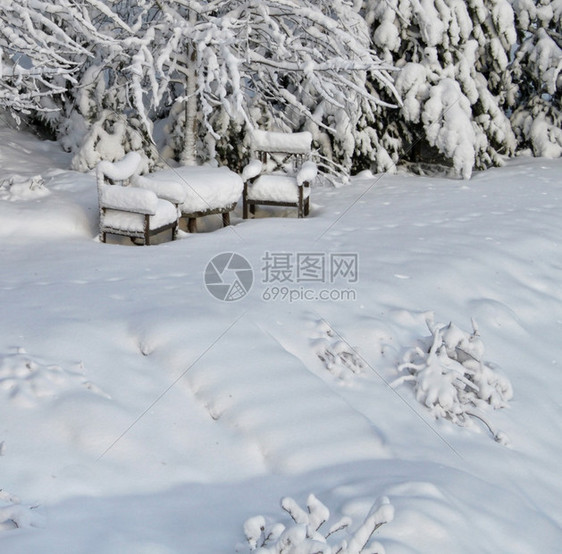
204,252 -> 253,301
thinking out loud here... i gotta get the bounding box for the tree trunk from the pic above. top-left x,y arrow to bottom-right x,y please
180,47 -> 198,166
181,9 -> 198,166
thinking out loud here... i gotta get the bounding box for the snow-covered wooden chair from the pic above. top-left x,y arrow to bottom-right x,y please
242,130 -> 317,219
96,152 -> 186,245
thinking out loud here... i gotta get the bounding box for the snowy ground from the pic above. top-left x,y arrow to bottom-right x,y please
0,124 -> 561,553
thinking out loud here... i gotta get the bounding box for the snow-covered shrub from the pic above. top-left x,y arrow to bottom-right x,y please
4,0 -> 561,176
0,489 -> 43,531
0,348 -> 108,407
314,324 -> 365,382
238,494 -> 393,553
392,318 -> 512,443
0,175 -> 49,201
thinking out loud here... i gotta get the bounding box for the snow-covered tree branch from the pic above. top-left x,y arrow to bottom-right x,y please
0,0 -> 96,113
1,0 -> 560,177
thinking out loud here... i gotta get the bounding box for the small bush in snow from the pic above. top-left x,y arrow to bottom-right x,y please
0,175 -> 49,201
0,489 -> 43,531
238,493 -> 393,553
312,322 -> 365,381
314,324 -> 364,382
392,318 -> 512,444
0,348 -> 108,406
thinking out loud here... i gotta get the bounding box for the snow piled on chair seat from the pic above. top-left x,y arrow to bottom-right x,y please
146,166 -> 243,213
248,174 -> 311,203
102,199 -> 177,232
252,130 -> 312,154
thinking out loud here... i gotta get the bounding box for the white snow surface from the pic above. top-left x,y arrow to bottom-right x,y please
0,124 -> 561,552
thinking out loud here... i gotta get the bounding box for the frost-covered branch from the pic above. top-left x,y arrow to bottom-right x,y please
239,494 -> 393,553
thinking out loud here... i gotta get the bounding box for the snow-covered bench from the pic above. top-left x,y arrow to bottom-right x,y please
242,130 -> 317,219
142,166 -> 244,232
97,152 -> 186,245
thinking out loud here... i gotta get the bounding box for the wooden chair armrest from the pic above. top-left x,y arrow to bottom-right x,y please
242,159 -> 263,182
297,161 -> 317,186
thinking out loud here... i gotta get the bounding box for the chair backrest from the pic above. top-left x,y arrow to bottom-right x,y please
251,130 -> 312,174
96,152 -> 142,187
96,152 -> 144,219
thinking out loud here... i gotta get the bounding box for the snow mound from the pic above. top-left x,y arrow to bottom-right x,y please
0,490 -> 43,532
0,349 -> 109,408
313,322 -> 365,382
0,175 -> 49,201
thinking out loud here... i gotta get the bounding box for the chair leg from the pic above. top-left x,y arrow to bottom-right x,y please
101,232 -> 106,243
298,187 -> 304,218
188,218 -> 197,233
173,205 -> 180,240
222,212 -> 230,227
144,215 -> 150,245
304,197 -> 310,217
250,204 -> 256,216
243,185 -> 249,219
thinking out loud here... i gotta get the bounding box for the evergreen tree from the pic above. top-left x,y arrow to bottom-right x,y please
510,0 -> 562,157
362,0 -> 518,178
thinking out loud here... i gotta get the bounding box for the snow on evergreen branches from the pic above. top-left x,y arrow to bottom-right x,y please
392,317 -> 512,444
238,494 -> 393,553
363,0 -> 518,177
510,0 -> 562,158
